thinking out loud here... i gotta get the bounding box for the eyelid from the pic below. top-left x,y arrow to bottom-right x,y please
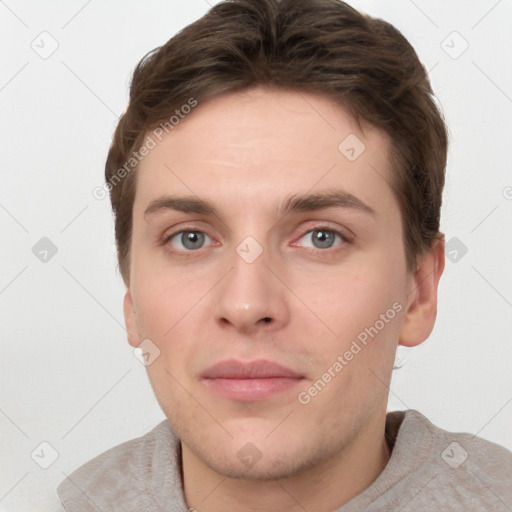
161,221 -> 212,242
294,221 -> 352,242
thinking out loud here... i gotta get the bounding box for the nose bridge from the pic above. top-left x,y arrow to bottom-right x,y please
212,232 -> 288,332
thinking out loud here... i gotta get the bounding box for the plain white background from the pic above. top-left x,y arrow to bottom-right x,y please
1,0 -> 511,510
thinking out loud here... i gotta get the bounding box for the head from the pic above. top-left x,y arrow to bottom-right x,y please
106,0 -> 447,480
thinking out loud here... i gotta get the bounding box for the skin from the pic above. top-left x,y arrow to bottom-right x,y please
123,86 -> 445,512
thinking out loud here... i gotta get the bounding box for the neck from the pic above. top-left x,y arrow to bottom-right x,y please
181,409 -> 391,512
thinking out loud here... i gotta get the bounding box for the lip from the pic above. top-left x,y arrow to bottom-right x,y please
201,359 -> 304,401
201,359 -> 303,379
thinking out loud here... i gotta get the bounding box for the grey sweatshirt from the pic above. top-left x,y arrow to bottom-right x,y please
57,409 -> 512,511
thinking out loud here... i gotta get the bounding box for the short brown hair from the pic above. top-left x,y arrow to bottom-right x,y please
105,0 -> 448,285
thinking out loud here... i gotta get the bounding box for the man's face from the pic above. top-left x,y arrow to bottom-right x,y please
126,87 -> 415,479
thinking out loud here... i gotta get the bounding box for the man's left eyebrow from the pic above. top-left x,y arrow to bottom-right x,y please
277,189 -> 377,218
143,189 -> 377,219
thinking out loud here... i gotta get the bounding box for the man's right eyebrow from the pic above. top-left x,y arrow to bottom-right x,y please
144,196 -> 218,218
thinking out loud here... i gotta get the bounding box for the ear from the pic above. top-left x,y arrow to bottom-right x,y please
123,289 -> 141,348
398,234 -> 445,347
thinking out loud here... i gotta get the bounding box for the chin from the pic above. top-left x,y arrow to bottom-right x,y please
200,448 -> 315,481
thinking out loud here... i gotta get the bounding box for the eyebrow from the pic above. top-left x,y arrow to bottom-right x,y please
143,189 -> 377,220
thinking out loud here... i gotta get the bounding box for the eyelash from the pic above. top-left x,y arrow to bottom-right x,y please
161,225 -> 351,258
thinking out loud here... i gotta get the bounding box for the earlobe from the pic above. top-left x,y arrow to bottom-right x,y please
123,289 -> 141,348
398,235 -> 445,348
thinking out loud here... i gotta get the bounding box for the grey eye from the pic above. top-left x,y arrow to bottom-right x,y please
171,231 -> 210,251
300,229 -> 342,250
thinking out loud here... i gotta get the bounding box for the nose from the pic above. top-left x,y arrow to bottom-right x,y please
212,242 -> 290,335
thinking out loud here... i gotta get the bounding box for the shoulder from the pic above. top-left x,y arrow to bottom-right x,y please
412,408 -> 512,474
396,409 -> 512,510
57,420 -> 184,511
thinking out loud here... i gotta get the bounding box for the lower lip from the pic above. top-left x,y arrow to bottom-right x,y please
202,377 -> 303,401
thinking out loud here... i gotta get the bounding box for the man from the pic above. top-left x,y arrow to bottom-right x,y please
57,0 -> 512,510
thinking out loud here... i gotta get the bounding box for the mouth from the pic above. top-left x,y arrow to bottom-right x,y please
200,359 -> 305,401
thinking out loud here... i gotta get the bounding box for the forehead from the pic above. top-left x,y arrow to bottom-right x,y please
134,87 -> 397,220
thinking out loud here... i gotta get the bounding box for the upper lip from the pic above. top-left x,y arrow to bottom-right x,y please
201,359 -> 303,379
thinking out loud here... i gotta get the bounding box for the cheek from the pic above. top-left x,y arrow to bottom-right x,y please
137,278 -> 199,415
133,266 -> 196,337
133,269 -> 209,381
293,266 -> 404,421
323,268 -> 401,319
293,255 -> 406,363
